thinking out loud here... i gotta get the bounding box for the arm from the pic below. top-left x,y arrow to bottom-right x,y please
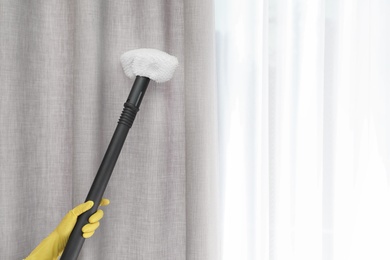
25,199 -> 109,260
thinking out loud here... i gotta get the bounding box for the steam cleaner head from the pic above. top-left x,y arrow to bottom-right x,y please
120,48 -> 179,83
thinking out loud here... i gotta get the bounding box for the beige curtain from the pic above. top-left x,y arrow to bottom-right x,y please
0,1 -> 218,259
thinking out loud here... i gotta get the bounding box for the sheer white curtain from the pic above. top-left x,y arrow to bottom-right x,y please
215,0 -> 390,259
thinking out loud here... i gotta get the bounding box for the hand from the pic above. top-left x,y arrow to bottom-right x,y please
55,198 -> 110,241
25,199 -> 110,260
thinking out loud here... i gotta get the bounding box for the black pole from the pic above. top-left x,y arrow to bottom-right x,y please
60,76 -> 150,260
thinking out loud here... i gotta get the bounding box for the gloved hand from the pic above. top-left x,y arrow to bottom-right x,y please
25,199 -> 110,260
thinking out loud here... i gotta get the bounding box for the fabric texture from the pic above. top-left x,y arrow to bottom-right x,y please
0,1 -> 218,259
216,0 -> 390,259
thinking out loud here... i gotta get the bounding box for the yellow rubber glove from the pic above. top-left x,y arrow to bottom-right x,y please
25,199 -> 110,260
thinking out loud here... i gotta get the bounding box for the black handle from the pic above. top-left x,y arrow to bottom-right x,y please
60,76 -> 150,260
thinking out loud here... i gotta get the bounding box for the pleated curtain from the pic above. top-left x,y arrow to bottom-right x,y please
216,0 -> 390,259
0,1 -> 218,259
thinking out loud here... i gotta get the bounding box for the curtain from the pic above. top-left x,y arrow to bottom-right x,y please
216,0 -> 390,259
0,1 -> 218,259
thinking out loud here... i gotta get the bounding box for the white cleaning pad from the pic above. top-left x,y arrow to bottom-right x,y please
120,48 -> 179,83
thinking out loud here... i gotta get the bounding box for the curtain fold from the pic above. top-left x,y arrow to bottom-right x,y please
216,0 -> 390,259
0,1 -> 218,259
